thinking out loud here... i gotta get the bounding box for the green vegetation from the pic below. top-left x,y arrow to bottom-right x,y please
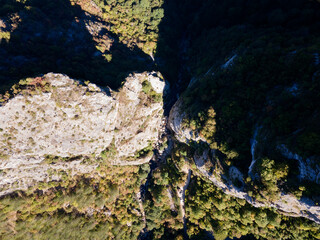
92,0 -> 164,55
0,0 -> 157,94
100,139 -> 118,161
0,31 -> 10,43
134,142 -> 154,159
133,150 -> 320,239
142,80 -> 162,103
1,123 -> 320,239
0,163 -> 150,240
159,0 -> 320,203
1,0 -> 320,239
144,155 -> 186,239
185,175 -> 320,240
255,158 -> 289,201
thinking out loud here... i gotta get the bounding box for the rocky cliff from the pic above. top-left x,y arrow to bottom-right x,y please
0,72 -> 166,196
168,96 -> 320,224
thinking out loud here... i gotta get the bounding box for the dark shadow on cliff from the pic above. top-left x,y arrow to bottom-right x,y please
154,0 -> 204,115
0,0 -> 153,93
155,0 -> 320,174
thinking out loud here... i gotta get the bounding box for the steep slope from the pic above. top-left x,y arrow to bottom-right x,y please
1,0 -> 320,239
168,43 -> 320,225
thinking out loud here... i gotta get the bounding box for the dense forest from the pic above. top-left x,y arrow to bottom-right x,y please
173,0 -> 320,203
0,0 -> 320,239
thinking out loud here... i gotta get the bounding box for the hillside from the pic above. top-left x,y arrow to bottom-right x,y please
0,0 -> 320,239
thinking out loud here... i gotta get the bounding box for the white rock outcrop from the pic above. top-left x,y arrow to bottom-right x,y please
192,148 -> 320,224
0,71 -> 166,196
278,144 -> 320,183
0,73 -> 116,161
168,98 -> 204,143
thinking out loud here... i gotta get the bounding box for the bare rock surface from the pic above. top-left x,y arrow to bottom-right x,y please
168,98 -> 204,143
192,148 -> 320,224
0,72 -> 165,195
0,73 -> 116,160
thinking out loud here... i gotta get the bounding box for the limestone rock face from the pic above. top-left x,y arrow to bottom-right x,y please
168,98 -> 204,143
0,72 -> 165,195
112,72 -> 165,164
0,73 -> 116,162
193,149 -> 320,224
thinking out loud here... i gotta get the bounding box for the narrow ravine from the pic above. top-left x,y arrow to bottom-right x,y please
136,191 -> 147,227
177,168 -> 192,239
248,126 -> 261,179
167,187 -> 177,212
138,119 -> 175,238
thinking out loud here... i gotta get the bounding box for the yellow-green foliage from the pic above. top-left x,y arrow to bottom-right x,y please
258,158 -> 289,200
92,0 -> 164,54
0,76 -> 51,104
0,163 -> 150,240
0,31 -> 10,43
142,80 -> 162,103
199,107 -> 216,143
134,142 -> 153,159
185,175 -> 320,240
144,157 -> 187,236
